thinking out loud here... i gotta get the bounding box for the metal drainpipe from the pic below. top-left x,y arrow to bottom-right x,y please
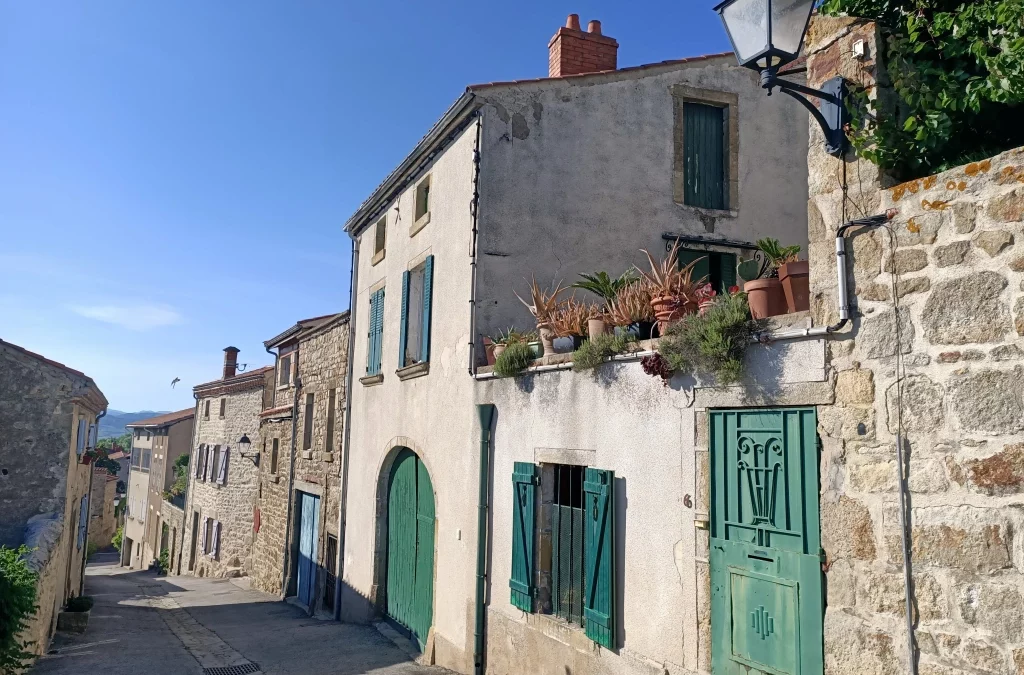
280,351 -> 302,600
334,237 -> 360,620
474,403 -> 495,675
467,114 -> 482,376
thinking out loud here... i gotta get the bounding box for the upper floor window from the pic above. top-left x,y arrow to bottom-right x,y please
677,247 -> 738,294
203,400 -> 211,420
302,393 -> 314,451
682,102 -> 728,210
365,287 -> 385,378
279,347 -> 295,387
270,438 -> 280,474
141,449 -> 151,471
219,398 -> 226,419
372,215 -> 387,265
412,175 -> 431,234
399,256 -> 435,371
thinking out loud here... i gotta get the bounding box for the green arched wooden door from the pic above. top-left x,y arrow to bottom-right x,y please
386,449 -> 435,649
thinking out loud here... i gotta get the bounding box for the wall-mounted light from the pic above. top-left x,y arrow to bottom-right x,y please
238,434 -> 259,467
714,0 -> 848,156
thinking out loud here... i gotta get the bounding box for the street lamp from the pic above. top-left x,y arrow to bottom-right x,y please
238,434 -> 259,467
714,0 -> 848,156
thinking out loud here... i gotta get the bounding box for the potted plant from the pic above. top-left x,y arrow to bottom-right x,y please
609,280 -> 657,339
638,242 -> 707,332
490,328 -> 522,360
493,341 -> 535,378
550,297 -> 596,350
514,278 -> 566,357
57,595 -> 94,634
572,270 -> 639,338
744,238 -> 800,319
779,258 -> 810,314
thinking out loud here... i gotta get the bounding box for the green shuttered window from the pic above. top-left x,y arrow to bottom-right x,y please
677,247 -> 738,293
510,462 -> 537,612
399,255 -> 434,368
683,102 -> 728,210
367,288 -> 384,376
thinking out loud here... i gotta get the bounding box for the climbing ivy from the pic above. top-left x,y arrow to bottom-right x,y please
0,546 -> 38,674
821,0 -> 1024,178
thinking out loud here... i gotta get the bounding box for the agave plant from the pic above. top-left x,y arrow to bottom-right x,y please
514,277 -> 566,330
755,238 -> 801,277
608,279 -> 655,326
638,241 -> 708,301
550,296 -> 599,338
571,270 -> 639,306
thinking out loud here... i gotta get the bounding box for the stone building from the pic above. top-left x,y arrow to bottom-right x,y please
0,339 -> 107,659
122,408 -> 194,570
338,15 -> 809,674
250,312 -> 349,616
180,349 -> 271,579
87,466 -> 118,549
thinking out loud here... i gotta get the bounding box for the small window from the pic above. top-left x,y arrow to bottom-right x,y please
203,400 -> 211,419
142,449 -> 152,471
683,101 -> 728,210
271,438 -> 280,474
550,464 -> 585,626
203,519 -> 214,554
303,393 -> 314,450
279,353 -> 292,387
372,215 -> 387,264
324,534 -> 339,610
399,256 -> 434,369
414,176 -> 431,224
219,398 -> 226,419
676,247 -> 737,293
325,388 -> 337,452
366,288 -> 385,376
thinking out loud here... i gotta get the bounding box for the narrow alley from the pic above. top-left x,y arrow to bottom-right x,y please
32,552 -> 446,675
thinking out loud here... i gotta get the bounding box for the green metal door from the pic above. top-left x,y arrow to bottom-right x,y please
386,449 -> 435,650
710,409 -> 823,675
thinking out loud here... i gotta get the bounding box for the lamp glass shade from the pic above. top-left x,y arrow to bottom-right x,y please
239,434 -> 251,451
718,0 -> 768,64
770,0 -> 816,58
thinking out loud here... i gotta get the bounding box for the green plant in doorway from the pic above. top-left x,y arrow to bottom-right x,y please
572,333 -> 640,371
493,341 -> 535,378
0,545 -> 38,674
659,291 -> 766,384
157,549 -> 169,575
112,526 -> 123,554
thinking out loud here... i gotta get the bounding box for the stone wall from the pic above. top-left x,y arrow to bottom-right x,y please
805,16 -> 1024,675
88,468 -> 117,549
251,317 -> 348,606
183,384 -> 265,579
161,500 -> 185,575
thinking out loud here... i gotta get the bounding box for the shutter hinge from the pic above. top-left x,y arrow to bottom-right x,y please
531,586 -> 540,599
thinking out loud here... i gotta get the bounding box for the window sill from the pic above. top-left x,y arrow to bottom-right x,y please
276,384 -> 292,392
371,249 -> 386,266
269,475 -> 280,484
410,212 -> 431,237
302,450 -> 313,460
360,374 -> 384,387
397,362 -> 429,381
674,202 -> 738,219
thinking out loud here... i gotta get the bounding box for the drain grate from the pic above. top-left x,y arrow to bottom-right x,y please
203,663 -> 260,675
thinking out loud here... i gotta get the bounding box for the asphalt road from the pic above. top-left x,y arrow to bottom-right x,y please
31,552 -> 446,675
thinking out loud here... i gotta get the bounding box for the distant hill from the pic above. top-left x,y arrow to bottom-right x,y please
99,409 -> 170,438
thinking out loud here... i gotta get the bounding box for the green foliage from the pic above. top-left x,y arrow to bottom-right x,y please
0,545 -> 38,673
755,239 -> 801,277
157,549 -> 169,576
493,342 -> 535,378
64,596 -> 93,612
571,271 -> 639,304
491,328 -> 536,346
659,293 -> 766,384
572,333 -> 640,371
112,526 -> 123,554
94,457 -> 120,476
822,0 -> 1024,178
163,454 -> 190,501
86,541 -> 98,561
96,433 -> 131,454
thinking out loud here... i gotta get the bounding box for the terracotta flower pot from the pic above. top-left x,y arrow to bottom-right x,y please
493,343 -> 507,359
779,261 -> 810,313
744,278 -> 786,319
483,337 -> 497,366
588,318 -> 608,341
651,295 -> 684,329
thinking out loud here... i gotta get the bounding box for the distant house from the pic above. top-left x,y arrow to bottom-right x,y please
0,339 -> 107,659
122,408 -> 195,571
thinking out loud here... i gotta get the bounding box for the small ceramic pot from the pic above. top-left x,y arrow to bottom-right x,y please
588,318 -> 608,341
493,343 -> 507,359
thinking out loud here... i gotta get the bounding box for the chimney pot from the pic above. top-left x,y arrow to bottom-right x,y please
587,20 -> 602,35
223,346 -> 239,380
548,16 -> 618,78
566,14 -> 580,30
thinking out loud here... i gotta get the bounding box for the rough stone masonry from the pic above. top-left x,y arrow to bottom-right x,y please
806,16 -> 1024,675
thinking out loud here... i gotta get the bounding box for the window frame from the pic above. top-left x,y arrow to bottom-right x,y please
363,285 -> 385,382
372,215 -> 387,265
397,255 -> 434,378
203,400 -> 211,420
671,85 -> 739,215
411,175 -> 432,235
302,393 -> 314,451
270,438 -> 280,474
278,347 -> 295,389
219,398 -> 226,419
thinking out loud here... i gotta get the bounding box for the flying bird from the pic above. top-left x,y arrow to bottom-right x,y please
171,377 -> 181,388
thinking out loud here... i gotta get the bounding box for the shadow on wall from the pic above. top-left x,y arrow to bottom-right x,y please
614,476 -> 627,651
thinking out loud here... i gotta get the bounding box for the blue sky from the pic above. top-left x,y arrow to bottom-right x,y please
0,1 -> 732,411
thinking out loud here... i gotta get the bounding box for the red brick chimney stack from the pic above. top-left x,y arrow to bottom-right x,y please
548,14 -> 618,78
223,346 -> 239,380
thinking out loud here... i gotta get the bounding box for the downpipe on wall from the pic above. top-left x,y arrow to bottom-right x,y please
468,115 -> 483,377
474,404 -> 495,675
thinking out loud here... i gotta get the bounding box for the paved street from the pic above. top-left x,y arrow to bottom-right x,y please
32,552 -> 445,675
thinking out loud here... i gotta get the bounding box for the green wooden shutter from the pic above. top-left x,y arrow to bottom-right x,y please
398,271 -> 411,368
510,462 -> 537,612
719,252 -> 738,291
366,292 -> 376,375
584,467 -> 615,649
677,248 -> 711,287
421,255 -> 434,363
367,289 -> 384,376
684,102 -> 727,210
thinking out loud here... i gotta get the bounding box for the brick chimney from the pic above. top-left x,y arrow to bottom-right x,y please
548,14 -> 618,78
223,346 -> 239,380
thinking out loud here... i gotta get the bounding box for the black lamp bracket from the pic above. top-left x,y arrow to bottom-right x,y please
761,70 -> 848,157
240,452 -> 260,468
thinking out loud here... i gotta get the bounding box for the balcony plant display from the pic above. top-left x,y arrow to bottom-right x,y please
550,297 -> 597,349
641,353 -> 674,385
658,288 -> 766,385
572,270 -> 639,338
493,341 -> 535,378
490,328 -> 522,360
514,277 -> 566,357
638,242 -> 707,332
572,332 -> 640,371
609,280 -> 657,339
744,238 -> 801,319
